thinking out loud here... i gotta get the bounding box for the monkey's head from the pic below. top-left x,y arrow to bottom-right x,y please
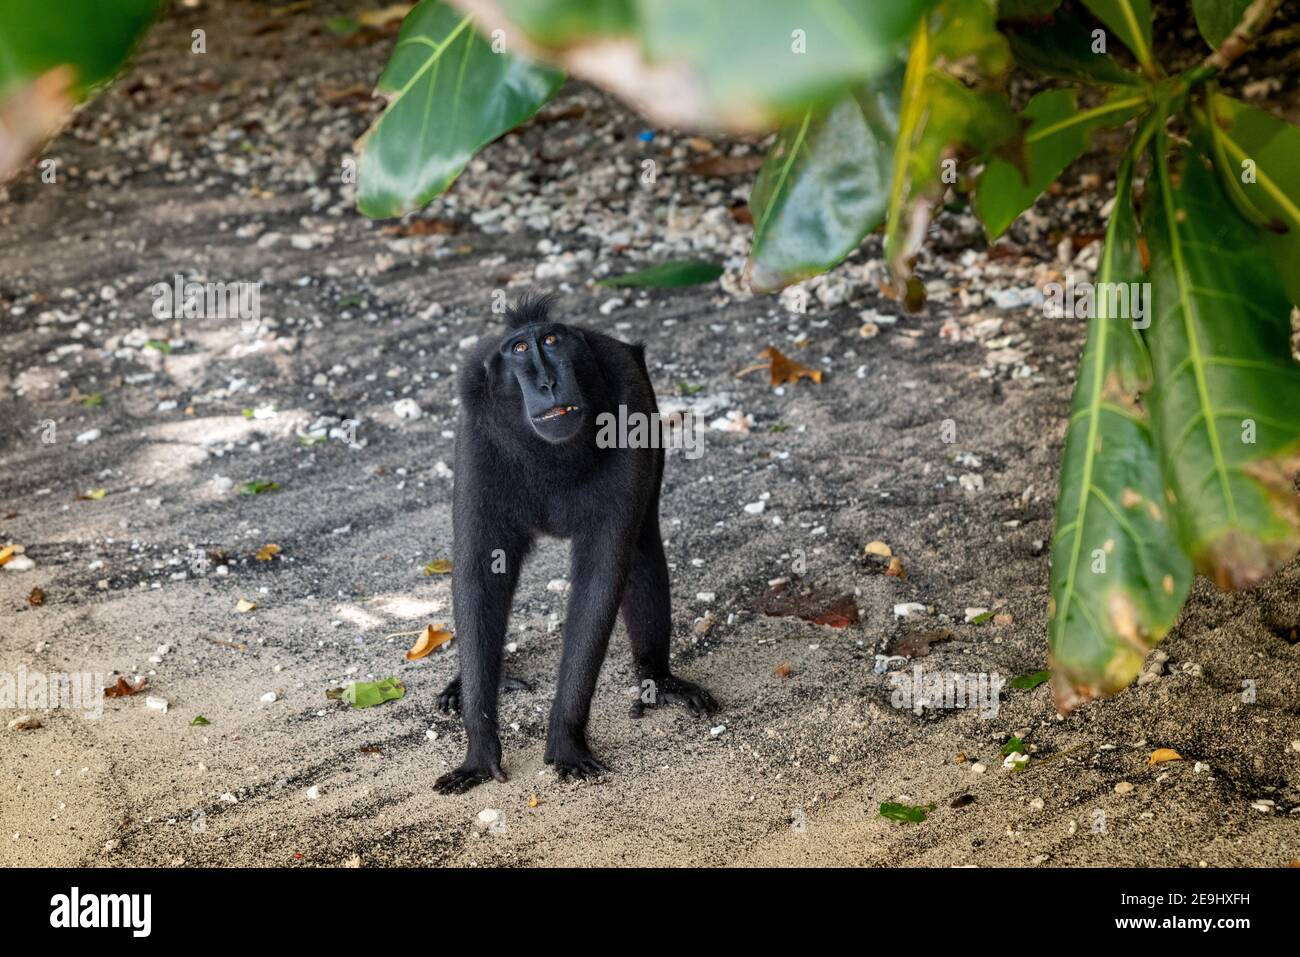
485,294 -> 598,444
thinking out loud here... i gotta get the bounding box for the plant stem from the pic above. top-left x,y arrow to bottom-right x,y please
1201,0 -> 1284,73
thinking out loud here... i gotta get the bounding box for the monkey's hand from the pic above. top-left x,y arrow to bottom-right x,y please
629,673 -> 718,719
433,756 -> 508,794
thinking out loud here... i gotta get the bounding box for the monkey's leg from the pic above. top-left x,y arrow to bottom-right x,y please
436,672 -> 533,714
544,527 -> 630,779
623,518 -> 719,719
433,534 -> 527,794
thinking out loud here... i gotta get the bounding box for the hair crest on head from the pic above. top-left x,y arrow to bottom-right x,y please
503,291 -> 558,330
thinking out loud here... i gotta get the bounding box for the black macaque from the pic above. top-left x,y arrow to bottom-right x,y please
433,293 -> 717,794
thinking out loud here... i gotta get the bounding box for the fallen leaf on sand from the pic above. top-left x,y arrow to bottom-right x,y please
528,794 -> 542,809
104,676 -> 146,699
191,715 -> 210,726
773,662 -> 792,679
686,154 -> 765,177
78,488 -> 107,500
326,676 -> 405,709
423,558 -> 452,575
254,543 -> 280,561
885,557 -> 907,579
405,623 -> 452,661
357,4 -> 413,27
738,346 -> 823,388
878,801 -> 935,823
0,545 -> 15,566
8,715 -> 43,731
893,629 -> 953,659
863,540 -> 892,558
27,586 -> 44,606
1148,748 -> 1183,767
758,580 -> 860,628
235,598 -> 257,613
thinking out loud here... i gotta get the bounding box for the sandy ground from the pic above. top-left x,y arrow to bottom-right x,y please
2,1 -> 1299,867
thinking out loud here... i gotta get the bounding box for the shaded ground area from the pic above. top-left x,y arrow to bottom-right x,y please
2,1 -> 1298,867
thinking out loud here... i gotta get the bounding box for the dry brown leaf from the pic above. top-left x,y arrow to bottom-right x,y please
863,540 -> 892,558
103,676 -> 146,699
0,545 -> 15,567
885,557 -> 907,580
383,218 -> 457,237
763,346 -> 822,387
686,154 -> 765,177
254,543 -> 281,561
357,3 -> 413,27
773,662 -> 792,679
27,586 -> 44,606
1148,748 -> 1183,767
405,623 -> 452,661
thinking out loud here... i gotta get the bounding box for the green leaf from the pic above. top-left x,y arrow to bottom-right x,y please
0,0 -> 161,98
498,0 -> 636,46
745,69 -> 902,292
82,393 -> 105,408
1203,93 -> 1300,307
976,88 -> 1146,238
238,480 -> 280,496
1005,11 -> 1142,85
878,801 -> 935,823
1009,670 -> 1050,689
143,338 -> 172,353
634,0 -> 933,128
884,1 -> 1019,296
1143,139 -> 1300,591
325,16 -> 362,35
327,677 -> 407,709
356,0 -> 565,218
1000,735 -> 1026,756
596,260 -> 722,288
1048,153 -> 1192,712
191,715 -> 210,726
1191,0 -> 1252,48
1080,0 -> 1155,74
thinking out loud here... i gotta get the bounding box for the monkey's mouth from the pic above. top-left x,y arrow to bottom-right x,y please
533,405 -> 579,422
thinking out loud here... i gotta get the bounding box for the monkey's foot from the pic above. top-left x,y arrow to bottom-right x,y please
436,674 -> 534,715
543,744 -> 610,781
629,673 -> 718,719
433,758 -> 508,794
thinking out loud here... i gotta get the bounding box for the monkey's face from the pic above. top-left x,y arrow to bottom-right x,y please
491,322 -> 591,443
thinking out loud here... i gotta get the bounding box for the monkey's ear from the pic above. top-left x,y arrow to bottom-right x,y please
482,351 -> 506,397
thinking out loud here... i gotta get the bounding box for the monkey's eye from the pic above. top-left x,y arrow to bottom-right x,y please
512,341 -> 528,354
543,334 -> 557,346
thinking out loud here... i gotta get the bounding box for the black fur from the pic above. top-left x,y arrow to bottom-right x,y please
433,296 -> 717,793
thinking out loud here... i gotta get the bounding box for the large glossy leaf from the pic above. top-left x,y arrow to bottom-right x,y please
1047,156 -> 1192,713
0,0 -> 160,178
452,0 -> 933,130
746,71 -> 902,292
596,260 -> 722,287
976,88 -> 1146,238
1005,11 -> 1142,86
0,0 -> 160,97
1204,93 -> 1300,307
884,0 -> 1019,298
1192,0 -> 1252,48
497,0 -> 636,46
1080,0 -> 1155,74
1143,140 -> 1300,589
356,0 -> 564,218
